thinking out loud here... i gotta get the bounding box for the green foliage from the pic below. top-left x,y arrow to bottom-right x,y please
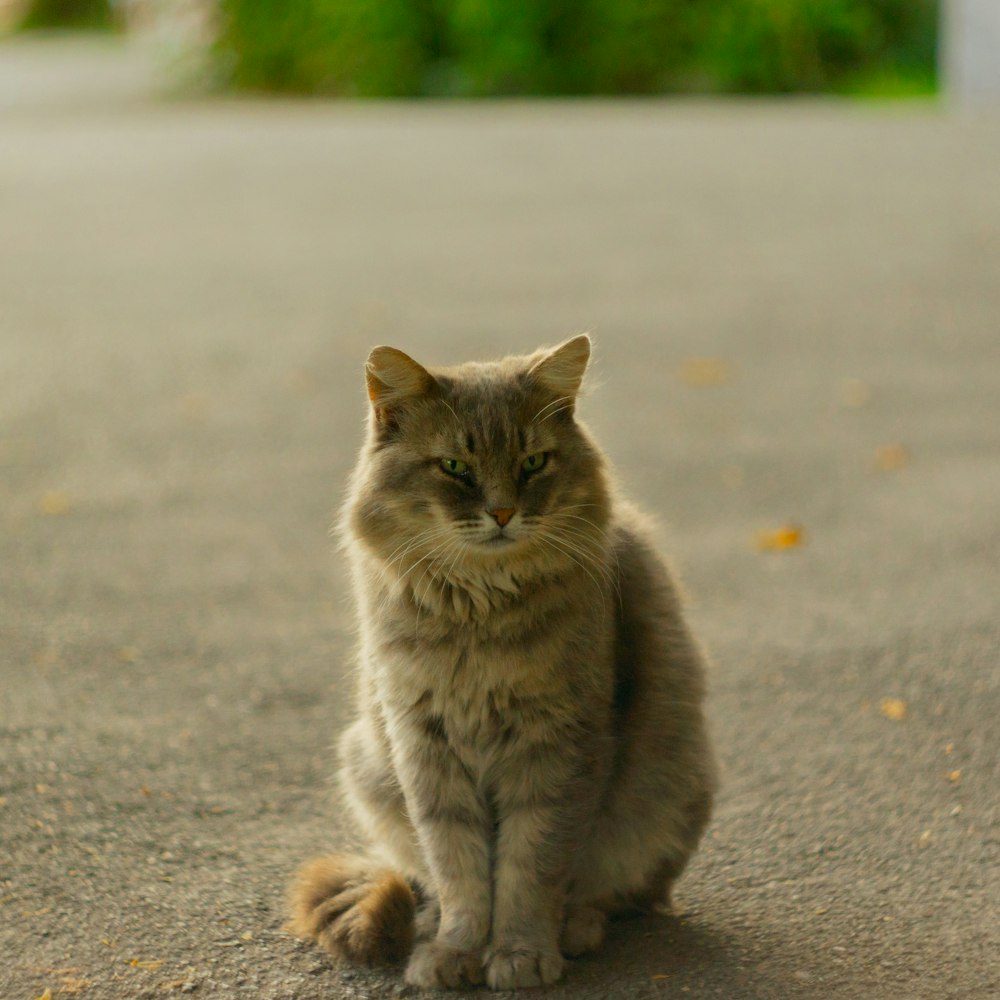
20,0 -> 114,31
701,0 -> 937,93
216,0 -> 429,95
702,0 -> 878,92
581,0 -> 697,94
214,0 -> 939,97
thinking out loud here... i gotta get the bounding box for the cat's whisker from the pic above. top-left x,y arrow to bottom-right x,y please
372,526 -> 456,600
404,536 -> 461,587
545,523 -> 622,605
535,534 -> 608,622
416,538 -> 468,635
545,526 -> 617,568
549,531 -> 620,601
438,398 -> 463,431
540,512 -> 612,552
440,539 -> 471,597
536,403 -> 574,426
528,394 -> 574,426
545,516 -> 622,585
409,537 -> 463,628
547,510 -> 614,540
381,525 -> 454,573
373,532 -> 460,621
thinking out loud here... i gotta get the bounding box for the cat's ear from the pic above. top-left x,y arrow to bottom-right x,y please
528,334 -> 591,400
365,346 -> 435,422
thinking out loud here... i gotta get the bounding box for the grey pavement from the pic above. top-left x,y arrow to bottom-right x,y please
2,37 -> 999,1000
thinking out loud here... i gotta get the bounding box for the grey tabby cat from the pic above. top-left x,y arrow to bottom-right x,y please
290,335 -> 717,990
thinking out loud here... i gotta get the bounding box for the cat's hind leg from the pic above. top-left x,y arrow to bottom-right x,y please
338,716 -> 427,880
565,787 -> 714,945
560,904 -> 608,957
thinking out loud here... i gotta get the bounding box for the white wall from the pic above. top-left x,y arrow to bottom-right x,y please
943,0 -> 1000,106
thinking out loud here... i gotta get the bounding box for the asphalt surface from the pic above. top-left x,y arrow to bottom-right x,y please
2,37 -> 999,1000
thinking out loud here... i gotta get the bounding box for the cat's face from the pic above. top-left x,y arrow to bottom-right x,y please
348,336 -> 610,579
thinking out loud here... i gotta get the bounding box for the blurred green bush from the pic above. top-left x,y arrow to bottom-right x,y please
19,0 -> 115,30
216,0 -> 937,96
20,0 -> 937,96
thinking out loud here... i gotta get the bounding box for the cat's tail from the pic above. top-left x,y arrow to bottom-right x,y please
288,853 -> 416,965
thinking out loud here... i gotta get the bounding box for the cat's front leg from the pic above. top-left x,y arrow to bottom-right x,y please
485,738 -> 595,990
388,713 -> 491,989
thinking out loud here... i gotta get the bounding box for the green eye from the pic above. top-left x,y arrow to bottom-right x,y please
440,458 -> 469,477
521,452 -> 547,473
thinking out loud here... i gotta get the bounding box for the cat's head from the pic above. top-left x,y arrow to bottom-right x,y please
346,336 -> 611,581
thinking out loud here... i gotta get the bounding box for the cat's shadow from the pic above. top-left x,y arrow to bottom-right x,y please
544,911 -> 809,1000
296,912 -> 814,999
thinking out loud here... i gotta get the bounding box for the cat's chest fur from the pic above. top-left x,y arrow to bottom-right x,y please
369,577 -> 606,760
377,622 -> 571,749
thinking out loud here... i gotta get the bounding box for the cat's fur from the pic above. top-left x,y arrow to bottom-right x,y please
290,336 -> 717,990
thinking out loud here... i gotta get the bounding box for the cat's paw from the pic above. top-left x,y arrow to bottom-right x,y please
484,945 -> 564,990
560,905 -> 607,957
405,940 -> 483,989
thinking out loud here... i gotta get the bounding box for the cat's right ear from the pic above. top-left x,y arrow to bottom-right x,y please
365,346 -> 434,427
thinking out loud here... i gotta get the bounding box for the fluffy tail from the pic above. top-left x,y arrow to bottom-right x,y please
288,853 -> 416,965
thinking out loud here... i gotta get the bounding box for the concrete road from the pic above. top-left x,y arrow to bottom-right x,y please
2,38 -> 998,1000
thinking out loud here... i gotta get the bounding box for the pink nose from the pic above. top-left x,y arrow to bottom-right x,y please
488,507 -> 515,528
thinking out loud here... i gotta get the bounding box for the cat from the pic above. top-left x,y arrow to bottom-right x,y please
289,335 -> 717,990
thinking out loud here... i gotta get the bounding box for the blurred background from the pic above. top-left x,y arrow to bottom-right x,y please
2,4 -> 999,1000
0,0 -> 946,97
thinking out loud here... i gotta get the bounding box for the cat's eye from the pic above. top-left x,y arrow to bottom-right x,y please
521,452 -> 547,474
440,458 -> 469,477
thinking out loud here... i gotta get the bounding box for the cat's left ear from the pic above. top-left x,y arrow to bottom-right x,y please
528,334 -> 591,400
365,346 -> 435,424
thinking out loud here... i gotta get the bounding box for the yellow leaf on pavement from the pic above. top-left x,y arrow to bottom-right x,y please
39,491 -> 71,515
880,698 -> 907,721
678,357 -> 735,387
756,524 -> 805,551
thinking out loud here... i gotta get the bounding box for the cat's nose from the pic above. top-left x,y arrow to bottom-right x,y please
487,507 -> 516,528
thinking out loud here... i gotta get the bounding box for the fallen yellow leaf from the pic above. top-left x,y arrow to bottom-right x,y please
129,960 -> 164,971
880,698 -> 907,721
33,990 -> 53,1000
59,978 -> 90,995
756,524 -> 805,551
948,770 -> 962,783
874,444 -> 909,472
678,357 -> 735,388
39,491 -> 71,516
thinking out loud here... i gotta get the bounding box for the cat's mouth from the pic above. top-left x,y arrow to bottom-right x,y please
481,532 -> 516,548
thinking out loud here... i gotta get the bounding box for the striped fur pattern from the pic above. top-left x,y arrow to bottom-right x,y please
291,336 -> 717,989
